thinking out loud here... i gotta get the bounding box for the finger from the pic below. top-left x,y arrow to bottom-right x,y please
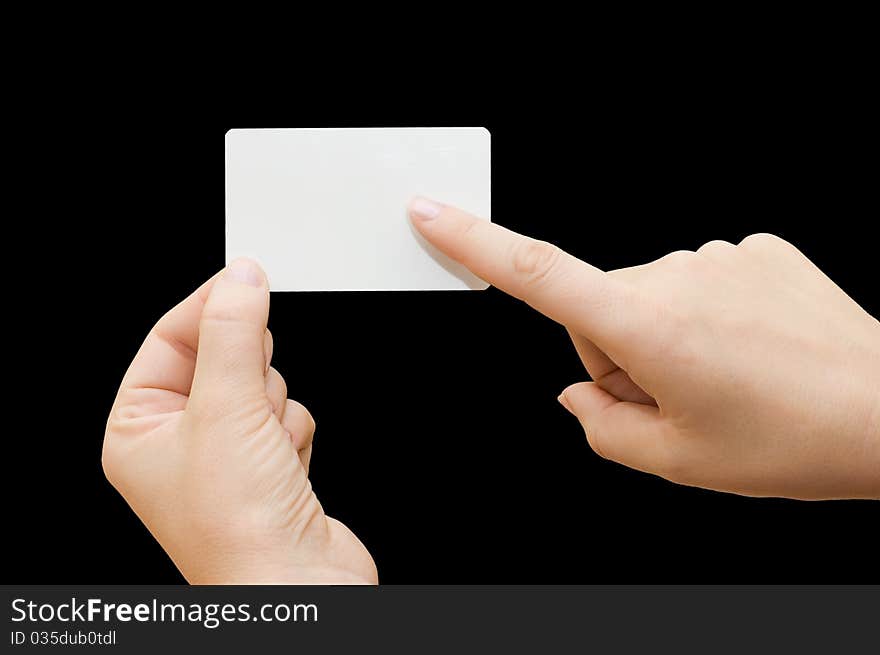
568,329 -> 617,378
190,258 -> 271,403
120,272 -> 221,395
282,399 -> 316,451
409,198 -> 658,359
298,444 -> 312,475
569,332 -> 656,405
265,367 -> 287,418
559,382 -> 680,479
264,329 -> 274,374
282,399 -> 315,473
697,239 -> 735,261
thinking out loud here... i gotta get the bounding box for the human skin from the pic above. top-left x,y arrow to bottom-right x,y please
102,259 -> 377,583
409,197 -> 880,500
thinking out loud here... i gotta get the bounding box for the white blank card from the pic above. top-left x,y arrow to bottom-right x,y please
225,128 -> 491,291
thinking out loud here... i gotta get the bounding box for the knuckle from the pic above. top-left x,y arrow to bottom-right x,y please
658,249 -> 697,272
697,239 -> 734,256
738,232 -> 787,251
199,299 -> 240,324
200,295 -> 265,330
512,239 -> 562,289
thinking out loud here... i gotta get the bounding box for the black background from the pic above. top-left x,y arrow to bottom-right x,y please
9,47 -> 878,584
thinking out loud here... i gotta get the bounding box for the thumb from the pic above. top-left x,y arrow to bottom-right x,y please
191,258 -> 270,402
560,382 -> 681,480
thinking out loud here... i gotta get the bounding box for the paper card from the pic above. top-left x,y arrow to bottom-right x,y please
225,127 -> 491,291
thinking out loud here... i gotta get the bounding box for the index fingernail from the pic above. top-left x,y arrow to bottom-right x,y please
409,197 -> 443,221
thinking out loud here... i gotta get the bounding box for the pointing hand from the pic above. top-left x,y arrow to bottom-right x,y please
410,198 -> 880,500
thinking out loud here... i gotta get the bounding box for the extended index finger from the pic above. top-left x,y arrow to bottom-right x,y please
409,197 -> 659,359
